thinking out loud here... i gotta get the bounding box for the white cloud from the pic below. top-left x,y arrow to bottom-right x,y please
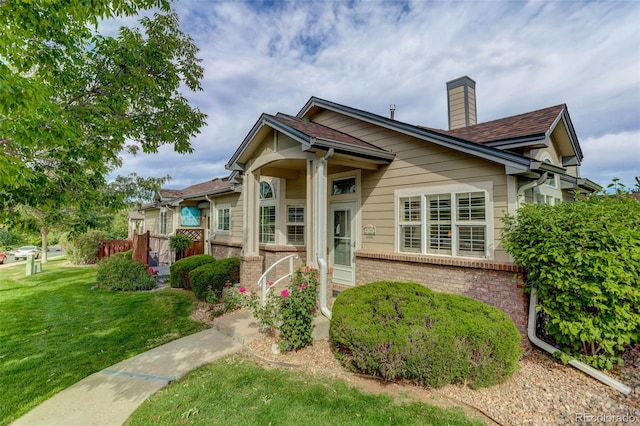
580,131 -> 640,188
108,0 -> 640,190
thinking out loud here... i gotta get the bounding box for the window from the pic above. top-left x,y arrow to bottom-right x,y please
427,194 -> 452,254
397,189 -> 488,258
260,206 -> 276,244
398,196 -> 422,253
286,206 -> 305,245
260,181 -> 274,200
259,180 -> 277,244
217,207 -> 230,232
332,177 -> 356,195
160,210 -> 168,235
456,192 -> 486,256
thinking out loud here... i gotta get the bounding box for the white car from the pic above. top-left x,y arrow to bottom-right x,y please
14,246 -> 41,260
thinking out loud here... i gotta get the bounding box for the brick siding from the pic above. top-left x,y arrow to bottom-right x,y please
355,250 -> 529,348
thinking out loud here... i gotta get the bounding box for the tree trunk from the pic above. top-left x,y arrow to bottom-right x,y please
40,225 -> 48,263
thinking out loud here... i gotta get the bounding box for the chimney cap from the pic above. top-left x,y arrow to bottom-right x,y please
446,75 -> 476,90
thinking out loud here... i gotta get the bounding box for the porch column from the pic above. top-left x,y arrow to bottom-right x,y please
243,168 -> 260,256
240,168 -> 263,288
306,159 -> 316,268
314,150 -> 333,319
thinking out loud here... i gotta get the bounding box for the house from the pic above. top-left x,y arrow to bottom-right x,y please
138,177 -> 234,265
149,76 -> 600,341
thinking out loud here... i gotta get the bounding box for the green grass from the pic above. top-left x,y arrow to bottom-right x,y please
127,356 -> 482,426
0,259 -> 206,425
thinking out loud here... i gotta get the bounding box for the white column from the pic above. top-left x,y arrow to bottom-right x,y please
243,168 -> 260,256
306,159 -> 316,267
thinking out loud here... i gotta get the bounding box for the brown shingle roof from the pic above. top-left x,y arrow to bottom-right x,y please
424,104 -> 566,144
158,178 -> 232,200
180,178 -> 232,197
271,113 -> 390,153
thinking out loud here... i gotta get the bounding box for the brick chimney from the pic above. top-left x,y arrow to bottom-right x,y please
447,76 -> 477,130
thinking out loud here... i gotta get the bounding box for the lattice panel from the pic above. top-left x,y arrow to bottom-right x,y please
178,228 -> 203,241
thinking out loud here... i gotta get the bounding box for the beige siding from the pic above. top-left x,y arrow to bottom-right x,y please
449,86 -> 468,129
286,175 -> 306,199
211,193 -> 243,244
144,209 -> 160,234
313,109 -> 510,261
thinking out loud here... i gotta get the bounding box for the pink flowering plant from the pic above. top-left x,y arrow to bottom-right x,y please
240,265 -> 319,352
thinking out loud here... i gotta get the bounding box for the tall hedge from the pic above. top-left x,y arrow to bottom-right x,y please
502,194 -> 640,369
169,254 -> 216,289
330,281 -> 522,389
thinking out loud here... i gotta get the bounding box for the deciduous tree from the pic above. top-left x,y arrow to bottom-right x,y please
0,1 -> 207,259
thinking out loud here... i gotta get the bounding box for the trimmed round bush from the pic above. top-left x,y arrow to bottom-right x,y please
190,257 -> 240,301
96,256 -> 156,291
330,281 -> 522,389
169,254 -> 216,289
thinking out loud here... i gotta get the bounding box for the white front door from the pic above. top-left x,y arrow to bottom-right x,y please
330,202 -> 356,285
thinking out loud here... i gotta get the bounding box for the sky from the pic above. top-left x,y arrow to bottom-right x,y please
108,0 -> 640,191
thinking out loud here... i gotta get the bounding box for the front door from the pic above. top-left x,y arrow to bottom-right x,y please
330,202 -> 356,285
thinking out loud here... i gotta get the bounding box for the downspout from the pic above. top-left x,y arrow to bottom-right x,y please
317,148 -> 334,319
517,172 -> 548,208
205,195 -> 213,255
528,291 -> 631,395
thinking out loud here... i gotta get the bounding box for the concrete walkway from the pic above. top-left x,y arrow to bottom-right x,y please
11,311 -> 264,426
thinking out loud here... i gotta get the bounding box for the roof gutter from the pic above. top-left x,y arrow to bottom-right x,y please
528,289 -> 631,395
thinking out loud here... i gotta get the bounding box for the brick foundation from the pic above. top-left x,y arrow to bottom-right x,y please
355,250 -> 529,348
240,255 -> 264,291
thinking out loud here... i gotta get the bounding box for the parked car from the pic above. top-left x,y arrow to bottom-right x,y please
14,246 -> 40,260
0,251 -> 6,264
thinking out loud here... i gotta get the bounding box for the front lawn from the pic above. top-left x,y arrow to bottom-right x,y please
0,259 -> 206,425
126,355 -> 482,426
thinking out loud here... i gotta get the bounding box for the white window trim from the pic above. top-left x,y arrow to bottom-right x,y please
285,202 -> 306,246
394,182 -> 494,259
259,177 -> 279,245
160,208 -> 168,235
329,171 -> 361,202
215,203 -> 231,233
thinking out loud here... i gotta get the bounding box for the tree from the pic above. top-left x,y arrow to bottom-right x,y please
0,1 -> 207,260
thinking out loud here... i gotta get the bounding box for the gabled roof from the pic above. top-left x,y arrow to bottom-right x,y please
147,178 -> 233,209
226,111 -> 395,170
271,113 -> 392,154
422,104 -> 583,162
297,96 -> 533,174
179,178 -> 232,198
426,104 -> 565,145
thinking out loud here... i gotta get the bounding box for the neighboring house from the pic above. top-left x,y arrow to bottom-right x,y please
138,178 -> 235,265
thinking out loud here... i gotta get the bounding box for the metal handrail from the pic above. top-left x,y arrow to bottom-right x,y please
257,254 -> 298,306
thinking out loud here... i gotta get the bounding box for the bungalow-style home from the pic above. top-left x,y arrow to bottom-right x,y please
138,177 -> 234,265
145,76 -> 600,340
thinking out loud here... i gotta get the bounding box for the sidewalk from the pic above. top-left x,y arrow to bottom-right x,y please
11,311 -> 264,426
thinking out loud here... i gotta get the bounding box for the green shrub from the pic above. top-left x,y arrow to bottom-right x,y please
330,281 -> 522,389
96,255 -> 157,291
169,254 -> 216,289
502,193 -> 640,369
66,230 -> 108,264
112,249 -> 132,260
190,257 -> 240,301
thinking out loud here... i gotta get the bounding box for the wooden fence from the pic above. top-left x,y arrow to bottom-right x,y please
98,239 -> 132,259
97,231 -> 150,264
